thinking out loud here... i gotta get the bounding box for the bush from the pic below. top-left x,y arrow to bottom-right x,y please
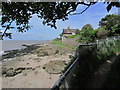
78,29 -> 96,43
96,26 -> 109,39
77,24 -> 96,44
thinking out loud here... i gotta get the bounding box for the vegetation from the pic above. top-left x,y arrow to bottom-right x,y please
96,39 -> 120,62
96,26 -> 109,39
78,24 -> 96,43
112,40 -> 120,53
52,40 -> 67,47
64,39 -> 120,88
99,14 -> 120,36
52,39 -> 76,51
76,14 -> 120,44
1,2 -> 120,39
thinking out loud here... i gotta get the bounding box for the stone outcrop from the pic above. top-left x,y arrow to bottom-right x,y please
43,60 -> 67,74
2,67 -> 34,77
36,47 -> 66,57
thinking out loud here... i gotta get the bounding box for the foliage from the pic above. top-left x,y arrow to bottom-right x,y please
111,40 -> 120,53
75,29 -> 80,35
99,14 -> 120,36
67,26 -> 70,29
52,40 -> 65,46
81,24 -> 94,31
78,24 -> 96,43
1,2 -> 120,39
96,26 -> 109,39
97,39 -> 120,62
97,50 -> 114,63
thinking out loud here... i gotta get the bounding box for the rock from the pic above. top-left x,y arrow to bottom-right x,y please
37,51 -> 48,57
43,44 -> 48,46
2,66 -> 34,77
58,51 -> 66,55
35,66 -> 40,68
43,67 -> 46,69
15,69 -> 22,74
36,47 -> 59,56
43,61 -> 67,74
69,54 -> 75,59
54,50 -> 59,54
26,67 -> 32,70
26,62 -> 29,65
32,68 -> 35,70
15,67 -> 26,71
22,72 -> 27,76
2,68 -> 7,74
34,71 -> 38,74
6,69 -> 15,77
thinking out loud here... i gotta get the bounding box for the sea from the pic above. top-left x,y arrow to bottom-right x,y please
0,40 -> 50,55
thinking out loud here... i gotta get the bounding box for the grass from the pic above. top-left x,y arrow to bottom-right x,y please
52,40 -> 67,47
66,34 -> 79,38
52,40 -> 76,51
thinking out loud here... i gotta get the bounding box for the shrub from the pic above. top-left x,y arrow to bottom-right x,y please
96,26 -> 109,39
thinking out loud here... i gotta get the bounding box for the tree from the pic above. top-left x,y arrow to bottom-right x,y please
99,14 -> 120,36
78,24 -> 96,43
1,2 -> 120,39
76,29 -> 80,35
96,26 -> 109,39
67,26 -> 70,29
81,24 -> 94,31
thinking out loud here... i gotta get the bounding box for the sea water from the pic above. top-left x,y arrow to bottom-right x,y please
0,40 -> 49,55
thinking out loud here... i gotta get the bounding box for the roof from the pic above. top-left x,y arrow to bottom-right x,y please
63,29 -> 76,34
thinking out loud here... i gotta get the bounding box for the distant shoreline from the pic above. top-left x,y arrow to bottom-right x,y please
0,40 -> 51,55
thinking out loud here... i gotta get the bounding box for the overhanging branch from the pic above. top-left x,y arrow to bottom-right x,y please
70,2 -> 97,15
1,20 -> 13,40
70,5 -> 91,15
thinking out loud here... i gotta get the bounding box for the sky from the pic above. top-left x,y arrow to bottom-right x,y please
2,2 -> 119,40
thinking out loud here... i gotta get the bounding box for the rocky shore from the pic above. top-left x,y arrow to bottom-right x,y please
1,42 -> 74,88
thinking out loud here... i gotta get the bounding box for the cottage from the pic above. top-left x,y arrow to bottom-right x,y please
61,28 -> 78,42
62,29 -> 77,37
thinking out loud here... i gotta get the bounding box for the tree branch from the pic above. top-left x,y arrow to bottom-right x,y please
1,20 -> 13,40
70,2 -> 97,15
70,5 -> 91,15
